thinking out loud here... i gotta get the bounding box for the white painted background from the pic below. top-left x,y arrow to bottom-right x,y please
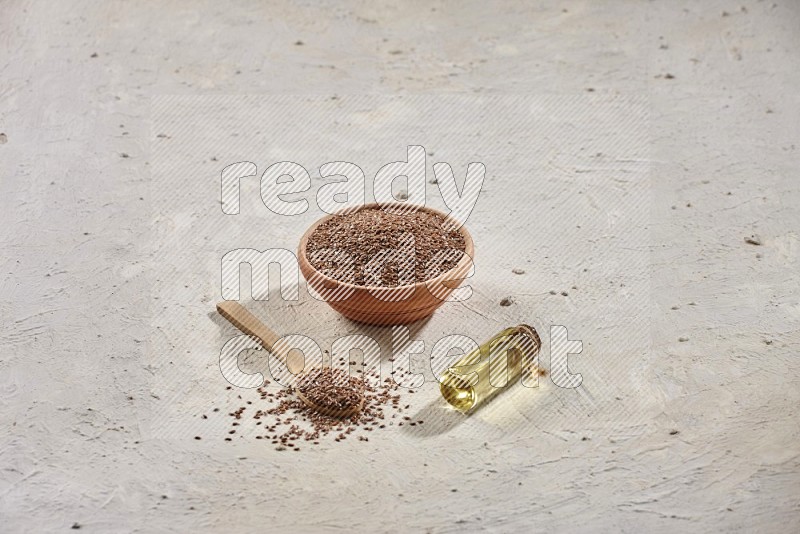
1,1 -> 798,532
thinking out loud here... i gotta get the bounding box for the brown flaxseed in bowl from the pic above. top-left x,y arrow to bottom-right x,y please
305,206 -> 466,287
299,203 -> 475,324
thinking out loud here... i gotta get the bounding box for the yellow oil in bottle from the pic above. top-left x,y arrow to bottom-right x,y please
439,325 -> 541,412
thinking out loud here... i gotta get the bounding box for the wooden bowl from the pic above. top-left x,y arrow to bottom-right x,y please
298,203 -> 475,325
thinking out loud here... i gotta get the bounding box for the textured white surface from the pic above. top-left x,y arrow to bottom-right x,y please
1,1 -> 799,532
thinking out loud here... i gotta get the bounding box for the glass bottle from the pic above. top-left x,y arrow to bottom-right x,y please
439,324 -> 541,412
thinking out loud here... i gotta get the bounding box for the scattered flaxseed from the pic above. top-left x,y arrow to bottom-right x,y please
227,368 -> 412,451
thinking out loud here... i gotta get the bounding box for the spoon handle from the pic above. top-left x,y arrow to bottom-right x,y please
217,301 -> 290,365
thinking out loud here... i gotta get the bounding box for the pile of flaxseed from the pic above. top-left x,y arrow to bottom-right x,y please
219,368 -> 423,451
296,367 -> 364,412
306,207 -> 466,287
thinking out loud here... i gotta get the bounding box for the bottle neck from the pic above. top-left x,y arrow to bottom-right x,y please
515,324 -> 542,357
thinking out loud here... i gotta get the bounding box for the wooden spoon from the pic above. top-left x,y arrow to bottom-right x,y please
216,301 -> 364,418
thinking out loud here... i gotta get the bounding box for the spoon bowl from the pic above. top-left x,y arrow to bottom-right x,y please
216,301 -> 364,418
